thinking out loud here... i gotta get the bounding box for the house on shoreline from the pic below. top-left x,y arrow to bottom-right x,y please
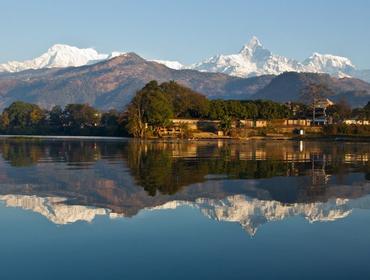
157,118 -> 316,137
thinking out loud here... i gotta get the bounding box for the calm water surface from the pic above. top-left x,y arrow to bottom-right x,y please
0,138 -> 369,279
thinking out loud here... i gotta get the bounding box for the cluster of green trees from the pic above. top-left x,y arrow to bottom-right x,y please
125,81 -> 370,137
126,81 -> 210,137
0,81 -> 369,137
0,101 -> 124,136
208,99 -> 292,120
126,80 -> 295,136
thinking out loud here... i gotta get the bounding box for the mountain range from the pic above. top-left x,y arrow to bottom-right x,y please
1,37 -> 369,82
0,44 -> 124,73
190,36 -> 369,80
0,53 -> 275,110
0,39 -> 369,109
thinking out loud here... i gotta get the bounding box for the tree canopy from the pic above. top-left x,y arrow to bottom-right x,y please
0,81 -> 368,138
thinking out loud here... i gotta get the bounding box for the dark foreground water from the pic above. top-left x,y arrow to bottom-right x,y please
0,138 -> 369,279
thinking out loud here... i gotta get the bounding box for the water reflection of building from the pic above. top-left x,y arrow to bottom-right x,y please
306,153 -> 330,196
344,153 -> 369,163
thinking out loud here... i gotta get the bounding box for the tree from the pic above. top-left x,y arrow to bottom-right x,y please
63,104 -> 101,129
49,105 -> 64,129
327,98 -> 352,122
300,83 -> 334,120
126,81 -> 174,137
30,108 -> 45,125
144,89 -> 173,128
0,111 -> 10,129
243,102 -> 258,119
209,100 -> 227,120
363,101 -> 370,119
126,91 -> 146,137
219,115 -> 232,135
160,81 -> 209,118
101,110 -> 120,126
2,101 -> 45,129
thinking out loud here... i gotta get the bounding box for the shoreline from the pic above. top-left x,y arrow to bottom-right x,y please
0,135 -> 128,141
0,134 -> 369,142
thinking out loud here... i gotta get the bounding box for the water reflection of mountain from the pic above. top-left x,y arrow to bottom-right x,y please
1,192 -> 370,236
0,138 -> 369,232
0,195 -> 108,224
153,193 -> 370,236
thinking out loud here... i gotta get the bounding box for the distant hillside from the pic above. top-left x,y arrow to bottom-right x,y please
0,53 -> 369,110
253,72 -> 370,107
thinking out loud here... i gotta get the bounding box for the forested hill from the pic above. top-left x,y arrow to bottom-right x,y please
0,53 -> 369,110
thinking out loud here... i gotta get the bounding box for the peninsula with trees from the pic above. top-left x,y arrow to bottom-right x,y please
0,81 -> 369,139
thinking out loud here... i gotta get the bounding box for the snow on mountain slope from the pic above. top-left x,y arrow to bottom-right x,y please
0,44 -> 124,72
151,59 -> 185,70
190,36 -> 360,79
303,52 -> 355,77
0,39 -> 368,82
191,36 -> 304,77
0,195 -> 108,224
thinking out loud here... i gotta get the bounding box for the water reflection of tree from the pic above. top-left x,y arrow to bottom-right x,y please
0,140 -> 105,166
1,139 -> 369,199
125,141 -> 307,196
125,141 -> 209,196
125,141 -> 370,197
0,141 -> 43,166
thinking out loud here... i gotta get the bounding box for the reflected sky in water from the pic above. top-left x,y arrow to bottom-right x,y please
0,138 -> 369,279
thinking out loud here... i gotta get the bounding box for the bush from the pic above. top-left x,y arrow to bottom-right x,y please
324,124 -> 370,136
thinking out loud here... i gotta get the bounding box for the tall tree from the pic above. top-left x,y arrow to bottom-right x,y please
126,81 -> 174,137
160,81 -> 209,118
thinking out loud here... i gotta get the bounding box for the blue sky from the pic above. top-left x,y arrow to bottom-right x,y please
1,0 -> 370,68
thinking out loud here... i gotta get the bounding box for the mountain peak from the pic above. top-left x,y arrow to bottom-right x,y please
46,44 -> 99,56
303,52 -> 355,75
191,36 -> 365,79
240,36 -> 263,53
0,44 -> 121,72
247,36 -> 262,49
307,52 -> 354,65
48,43 -> 81,51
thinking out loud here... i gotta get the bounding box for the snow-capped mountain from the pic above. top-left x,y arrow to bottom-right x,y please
302,52 -> 355,77
0,39 -> 368,82
190,36 -> 357,78
0,44 -> 124,72
151,59 -> 185,70
190,36 -> 304,77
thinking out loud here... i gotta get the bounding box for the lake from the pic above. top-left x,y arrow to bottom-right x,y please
0,138 -> 369,279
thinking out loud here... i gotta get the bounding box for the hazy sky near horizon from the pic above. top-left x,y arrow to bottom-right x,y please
1,0 -> 370,68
